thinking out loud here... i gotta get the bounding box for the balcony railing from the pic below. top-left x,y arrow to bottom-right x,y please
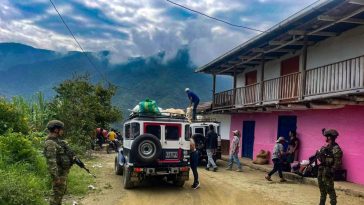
263,72 -> 302,102
212,55 -> 364,109
305,56 -> 364,96
236,83 -> 260,106
213,89 -> 234,109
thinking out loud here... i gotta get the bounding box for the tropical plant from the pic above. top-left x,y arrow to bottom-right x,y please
12,92 -> 52,132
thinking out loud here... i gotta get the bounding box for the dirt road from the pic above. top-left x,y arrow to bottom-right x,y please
80,153 -> 364,205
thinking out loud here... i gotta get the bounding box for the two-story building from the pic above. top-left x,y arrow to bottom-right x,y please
197,0 -> 364,185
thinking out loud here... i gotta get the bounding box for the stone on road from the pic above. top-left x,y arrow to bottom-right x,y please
81,153 -> 364,205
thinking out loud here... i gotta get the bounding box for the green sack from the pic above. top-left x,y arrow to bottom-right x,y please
139,99 -> 160,114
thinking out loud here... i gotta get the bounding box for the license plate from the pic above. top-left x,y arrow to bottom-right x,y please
165,151 -> 178,159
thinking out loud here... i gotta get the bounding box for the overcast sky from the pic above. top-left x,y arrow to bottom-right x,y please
0,0 -> 317,66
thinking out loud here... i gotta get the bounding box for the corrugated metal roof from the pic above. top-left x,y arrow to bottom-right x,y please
196,0 -> 364,75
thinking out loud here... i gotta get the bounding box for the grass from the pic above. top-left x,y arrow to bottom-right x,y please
67,164 -> 96,196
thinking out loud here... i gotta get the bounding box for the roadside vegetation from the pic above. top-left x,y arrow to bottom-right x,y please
0,75 -> 122,205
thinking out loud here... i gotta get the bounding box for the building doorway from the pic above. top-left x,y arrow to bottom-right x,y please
277,116 -> 297,150
242,121 -> 255,159
280,56 -> 300,100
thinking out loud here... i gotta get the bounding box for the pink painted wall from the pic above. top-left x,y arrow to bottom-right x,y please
229,105 -> 364,185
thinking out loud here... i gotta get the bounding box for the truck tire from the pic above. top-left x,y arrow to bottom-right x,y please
123,166 -> 134,189
115,157 -> 123,175
131,134 -> 162,164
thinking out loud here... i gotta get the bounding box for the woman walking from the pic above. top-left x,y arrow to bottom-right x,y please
190,135 -> 200,189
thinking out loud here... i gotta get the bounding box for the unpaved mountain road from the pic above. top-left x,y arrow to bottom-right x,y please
79,153 -> 364,205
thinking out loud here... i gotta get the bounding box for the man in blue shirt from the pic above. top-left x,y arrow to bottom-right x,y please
185,88 -> 200,120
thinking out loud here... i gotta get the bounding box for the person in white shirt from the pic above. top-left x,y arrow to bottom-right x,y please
226,130 -> 243,172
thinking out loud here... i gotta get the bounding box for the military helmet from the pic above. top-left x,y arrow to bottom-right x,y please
47,120 -> 65,130
323,129 -> 339,138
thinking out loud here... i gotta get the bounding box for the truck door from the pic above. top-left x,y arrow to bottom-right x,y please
162,124 -> 182,161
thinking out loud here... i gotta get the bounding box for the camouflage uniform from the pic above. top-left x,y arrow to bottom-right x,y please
44,136 -> 74,205
317,129 -> 343,205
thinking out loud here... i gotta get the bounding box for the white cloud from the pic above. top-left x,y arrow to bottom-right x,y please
0,0 -> 317,65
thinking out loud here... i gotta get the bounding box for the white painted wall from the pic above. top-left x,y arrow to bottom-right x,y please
205,114 -> 231,140
236,65 -> 261,88
306,25 -> 364,69
235,25 -> 364,85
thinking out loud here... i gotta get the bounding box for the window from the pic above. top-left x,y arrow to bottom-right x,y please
131,123 -> 140,139
185,125 -> 190,141
124,124 -> 130,139
195,128 -> 204,135
165,126 -> 180,141
145,125 -> 161,139
217,126 -> 220,135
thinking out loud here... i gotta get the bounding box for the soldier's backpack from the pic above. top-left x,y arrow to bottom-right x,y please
139,99 -> 160,114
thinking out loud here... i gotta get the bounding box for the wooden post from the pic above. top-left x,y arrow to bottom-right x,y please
212,73 -> 216,109
233,68 -> 237,107
300,35 -> 308,100
260,54 -> 265,103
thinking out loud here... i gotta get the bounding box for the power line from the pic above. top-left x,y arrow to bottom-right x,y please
49,0 -> 111,84
165,0 -> 266,33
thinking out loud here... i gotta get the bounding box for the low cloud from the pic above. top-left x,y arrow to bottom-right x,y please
0,0 -> 317,65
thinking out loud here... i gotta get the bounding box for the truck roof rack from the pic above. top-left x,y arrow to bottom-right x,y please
191,118 -> 220,123
128,112 -> 187,120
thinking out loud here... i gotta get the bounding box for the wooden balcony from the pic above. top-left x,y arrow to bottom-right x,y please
263,72 -> 302,102
236,83 -> 260,106
212,55 -> 364,110
213,89 -> 234,109
305,56 -> 364,97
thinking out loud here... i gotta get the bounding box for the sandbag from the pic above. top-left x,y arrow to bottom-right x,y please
186,106 -> 192,122
163,108 -> 185,116
253,158 -> 269,165
139,99 -> 160,114
252,150 -> 270,165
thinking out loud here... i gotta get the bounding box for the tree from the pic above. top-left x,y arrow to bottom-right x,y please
49,75 -> 122,153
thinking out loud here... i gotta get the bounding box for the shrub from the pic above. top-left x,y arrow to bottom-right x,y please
0,132 -> 46,174
0,163 -> 48,205
0,98 -> 29,134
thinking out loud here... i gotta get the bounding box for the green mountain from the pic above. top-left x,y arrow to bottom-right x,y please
0,43 -> 232,117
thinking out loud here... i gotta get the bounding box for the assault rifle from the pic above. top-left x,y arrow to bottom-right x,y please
74,157 -> 96,178
60,140 -> 96,178
302,147 -> 331,177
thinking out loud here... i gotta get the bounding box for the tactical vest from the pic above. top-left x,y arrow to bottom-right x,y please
318,143 -> 342,168
318,147 -> 334,167
46,138 -> 74,170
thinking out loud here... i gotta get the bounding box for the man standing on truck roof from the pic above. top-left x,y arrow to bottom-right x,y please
205,124 -> 218,172
185,88 -> 200,121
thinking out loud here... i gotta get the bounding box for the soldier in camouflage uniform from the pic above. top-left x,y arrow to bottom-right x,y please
317,129 -> 343,205
44,120 -> 75,205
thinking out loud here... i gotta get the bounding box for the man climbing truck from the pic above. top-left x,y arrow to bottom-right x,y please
185,88 -> 199,121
